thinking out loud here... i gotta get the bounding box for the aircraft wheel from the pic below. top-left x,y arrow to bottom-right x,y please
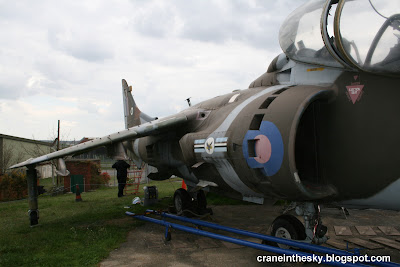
173,188 -> 192,215
269,215 -> 306,249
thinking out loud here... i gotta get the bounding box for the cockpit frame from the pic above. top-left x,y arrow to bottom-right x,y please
321,0 -> 354,69
280,0 -> 400,77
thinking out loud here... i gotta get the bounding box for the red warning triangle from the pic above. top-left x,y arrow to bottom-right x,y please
346,85 -> 364,104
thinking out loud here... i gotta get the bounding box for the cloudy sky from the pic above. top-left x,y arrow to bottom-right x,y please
0,0 -> 307,141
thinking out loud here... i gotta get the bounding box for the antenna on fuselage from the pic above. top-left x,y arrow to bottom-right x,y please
185,97 -> 192,107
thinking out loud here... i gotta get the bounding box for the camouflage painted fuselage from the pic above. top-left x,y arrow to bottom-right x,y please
130,64 -> 400,209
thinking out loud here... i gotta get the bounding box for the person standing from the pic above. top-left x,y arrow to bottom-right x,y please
112,160 -> 130,197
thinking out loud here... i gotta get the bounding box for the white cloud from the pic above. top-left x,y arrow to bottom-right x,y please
47,25 -> 114,62
130,1 -> 183,38
0,0 -> 308,140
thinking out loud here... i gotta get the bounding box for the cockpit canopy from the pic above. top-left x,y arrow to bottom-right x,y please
279,0 -> 400,75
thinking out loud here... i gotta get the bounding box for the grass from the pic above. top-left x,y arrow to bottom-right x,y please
0,178 -> 247,267
0,179 -> 181,267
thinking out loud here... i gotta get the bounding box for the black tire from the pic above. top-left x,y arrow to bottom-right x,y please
173,188 -> 192,215
270,216 -> 304,249
283,215 -> 306,241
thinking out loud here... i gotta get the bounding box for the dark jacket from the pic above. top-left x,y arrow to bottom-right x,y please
112,160 -> 130,183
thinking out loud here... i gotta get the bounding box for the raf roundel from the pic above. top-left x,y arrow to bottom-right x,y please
242,121 -> 284,176
204,137 -> 215,155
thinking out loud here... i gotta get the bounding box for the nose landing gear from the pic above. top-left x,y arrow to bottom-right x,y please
267,202 -> 328,247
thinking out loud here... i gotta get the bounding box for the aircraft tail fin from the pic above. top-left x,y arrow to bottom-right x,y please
122,79 -> 157,129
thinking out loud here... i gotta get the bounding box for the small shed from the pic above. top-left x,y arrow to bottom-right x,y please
64,159 -> 101,193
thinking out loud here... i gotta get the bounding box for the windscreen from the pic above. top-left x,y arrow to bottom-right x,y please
337,0 -> 400,75
279,0 -> 343,68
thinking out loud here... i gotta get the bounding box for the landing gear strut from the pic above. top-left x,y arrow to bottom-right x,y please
268,202 -> 327,247
27,165 -> 39,226
295,202 -> 328,245
173,188 -> 211,216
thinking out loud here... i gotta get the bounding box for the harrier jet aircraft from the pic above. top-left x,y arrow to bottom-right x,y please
11,0 -> 400,245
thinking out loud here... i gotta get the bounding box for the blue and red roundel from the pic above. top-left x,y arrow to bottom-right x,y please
242,121 -> 284,176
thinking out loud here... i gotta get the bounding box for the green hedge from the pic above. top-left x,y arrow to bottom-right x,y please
89,162 -> 110,189
0,171 -> 27,201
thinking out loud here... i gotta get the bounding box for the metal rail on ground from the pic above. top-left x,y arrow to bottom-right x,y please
126,211 -> 400,267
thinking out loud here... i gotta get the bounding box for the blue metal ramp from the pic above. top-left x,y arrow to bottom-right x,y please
126,210 -> 399,267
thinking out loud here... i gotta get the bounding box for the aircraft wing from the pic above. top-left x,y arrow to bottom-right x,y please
9,112 -> 191,169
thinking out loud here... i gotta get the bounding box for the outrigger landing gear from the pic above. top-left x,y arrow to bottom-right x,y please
173,188 -> 211,216
268,202 -> 328,247
27,165 -> 39,226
